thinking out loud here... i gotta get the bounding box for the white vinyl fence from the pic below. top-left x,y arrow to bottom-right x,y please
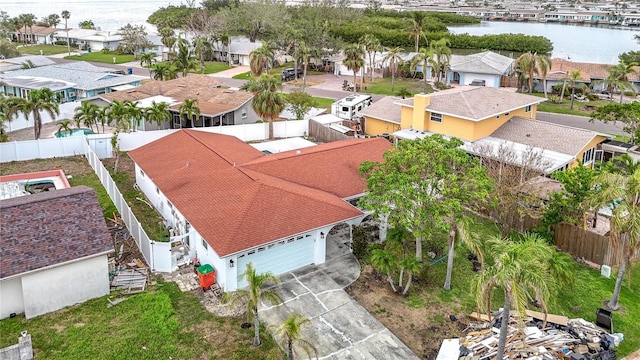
0,137 -> 86,162
84,141 -> 171,272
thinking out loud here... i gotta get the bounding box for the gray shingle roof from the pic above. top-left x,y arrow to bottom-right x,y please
491,117 -> 603,156
449,51 -> 514,75
0,186 -> 113,279
425,87 -> 544,121
359,96 -> 403,124
0,62 -> 145,90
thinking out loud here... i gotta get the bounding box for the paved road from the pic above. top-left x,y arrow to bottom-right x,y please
536,112 -> 625,136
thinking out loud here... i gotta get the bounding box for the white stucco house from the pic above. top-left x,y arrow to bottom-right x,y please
128,130 -> 391,291
445,51 -> 515,88
0,171 -> 113,319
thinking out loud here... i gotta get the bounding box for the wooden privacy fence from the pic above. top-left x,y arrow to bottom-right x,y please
309,120 -> 351,143
554,223 -> 620,267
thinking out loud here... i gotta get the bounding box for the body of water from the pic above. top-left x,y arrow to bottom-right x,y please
449,21 -> 639,64
0,0 -> 180,32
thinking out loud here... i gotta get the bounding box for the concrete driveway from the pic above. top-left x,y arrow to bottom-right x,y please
259,233 -> 418,360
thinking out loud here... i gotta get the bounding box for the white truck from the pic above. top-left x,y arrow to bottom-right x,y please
330,94 -> 373,120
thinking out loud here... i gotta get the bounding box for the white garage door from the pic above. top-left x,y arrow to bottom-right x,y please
237,235 -> 315,288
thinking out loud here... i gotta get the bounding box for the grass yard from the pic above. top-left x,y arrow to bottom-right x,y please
65,52 -> 135,64
533,93 -> 615,117
202,61 -> 232,74
348,216 -> 640,358
0,280 -> 279,360
360,77 -> 432,97
18,44 -> 71,56
312,96 -> 334,111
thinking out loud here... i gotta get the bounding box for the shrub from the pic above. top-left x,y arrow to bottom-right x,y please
624,90 -> 637,97
548,95 -> 563,104
54,40 -> 68,46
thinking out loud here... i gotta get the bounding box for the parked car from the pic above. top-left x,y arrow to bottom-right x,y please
281,68 -> 303,81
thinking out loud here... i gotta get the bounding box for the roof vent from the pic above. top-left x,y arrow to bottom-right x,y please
223,89 -> 235,93
296,150 -> 301,155
177,85 -> 187,88
526,134 -> 531,137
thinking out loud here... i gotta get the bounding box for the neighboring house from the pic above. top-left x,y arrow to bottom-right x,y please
0,62 -> 145,103
9,25 -> 58,45
444,51 -> 515,88
534,58 -> 640,93
52,28 -> 123,52
363,86 -> 608,172
128,130 -> 391,291
211,36 -> 262,66
0,55 -> 55,73
0,171 -> 113,319
358,96 -> 403,135
145,34 -> 164,58
99,75 -> 257,130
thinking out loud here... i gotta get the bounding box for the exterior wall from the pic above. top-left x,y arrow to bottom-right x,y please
400,107 -> 413,129
425,113 -> 475,141
194,230 -> 228,291
456,72 -> 501,88
571,135 -> 608,168
0,278 -> 24,319
471,106 -> 535,140
411,94 -> 430,131
21,255 -> 110,319
363,117 -> 401,136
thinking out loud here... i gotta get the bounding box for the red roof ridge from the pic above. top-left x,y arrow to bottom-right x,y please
184,129 -> 237,166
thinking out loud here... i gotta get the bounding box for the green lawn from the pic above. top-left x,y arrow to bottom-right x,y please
202,61 -> 232,74
65,52 -> 135,64
360,77 -> 433,97
312,96 -> 334,111
18,44 -> 71,56
0,280 -> 279,360
533,93 -> 614,117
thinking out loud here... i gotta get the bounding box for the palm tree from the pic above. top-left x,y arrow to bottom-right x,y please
602,60 -> 638,104
220,32 -> 232,66
106,100 -> 133,132
242,74 -> 286,140
294,41 -> 312,91
407,11 -> 428,52
249,41 -> 275,77
536,54 -> 552,98
606,153 -> 640,175
472,234 -> 572,359
588,170 -> 640,310
343,43 -> 365,94
410,47 -> 434,92
145,101 -> 172,130
568,69 -> 582,110
173,39 -> 198,77
383,46 -> 404,92
6,88 -> 60,140
139,52 -> 156,78
21,14 -> 36,45
430,38 -> 452,84
61,10 -> 71,56
73,101 -> 99,132
150,62 -> 178,81
515,52 -> 548,94
360,34 -> 382,82
193,36 -> 212,74
443,219 -> 484,291
47,14 -> 61,28
223,263 -> 283,346
178,98 -> 200,128
270,313 -> 317,360
0,96 -> 11,142
370,248 -> 399,293
78,20 -> 95,30
56,120 -> 72,136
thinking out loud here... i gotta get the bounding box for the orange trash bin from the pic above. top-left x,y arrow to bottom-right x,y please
197,264 -> 215,290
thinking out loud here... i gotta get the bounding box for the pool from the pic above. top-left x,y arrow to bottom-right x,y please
55,128 -> 95,138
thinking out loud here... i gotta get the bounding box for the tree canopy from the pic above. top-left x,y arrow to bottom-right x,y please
590,102 -> 640,144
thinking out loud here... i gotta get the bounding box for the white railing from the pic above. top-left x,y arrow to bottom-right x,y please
83,141 -> 171,272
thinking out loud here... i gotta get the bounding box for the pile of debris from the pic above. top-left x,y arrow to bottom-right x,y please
109,257 -> 149,295
437,310 -> 622,360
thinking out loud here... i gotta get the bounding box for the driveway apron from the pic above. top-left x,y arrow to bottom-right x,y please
259,235 -> 419,359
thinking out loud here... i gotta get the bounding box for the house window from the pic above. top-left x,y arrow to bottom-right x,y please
201,238 -> 208,250
525,105 -> 532,113
241,107 -> 247,119
430,112 -> 442,123
140,169 -> 145,177
583,147 -> 595,165
156,187 -> 160,194
167,201 -> 173,209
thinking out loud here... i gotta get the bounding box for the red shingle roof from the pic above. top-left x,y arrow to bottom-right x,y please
128,130 -> 390,256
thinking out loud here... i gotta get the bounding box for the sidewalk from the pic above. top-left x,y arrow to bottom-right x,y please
211,66 -> 250,78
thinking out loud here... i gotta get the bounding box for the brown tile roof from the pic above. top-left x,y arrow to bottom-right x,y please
491,117 -> 604,156
546,58 -> 640,81
0,186 -> 113,279
359,96 -> 403,124
128,130 -> 387,256
419,87 -> 544,121
102,75 -> 254,115
17,25 -> 58,36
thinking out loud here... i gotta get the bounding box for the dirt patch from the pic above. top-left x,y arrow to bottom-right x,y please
286,78 -> 323,87
346,265 -> 466,359
0,155 -> 93,177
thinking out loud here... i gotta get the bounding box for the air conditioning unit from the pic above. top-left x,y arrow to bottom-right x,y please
68,91 -> 76,97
